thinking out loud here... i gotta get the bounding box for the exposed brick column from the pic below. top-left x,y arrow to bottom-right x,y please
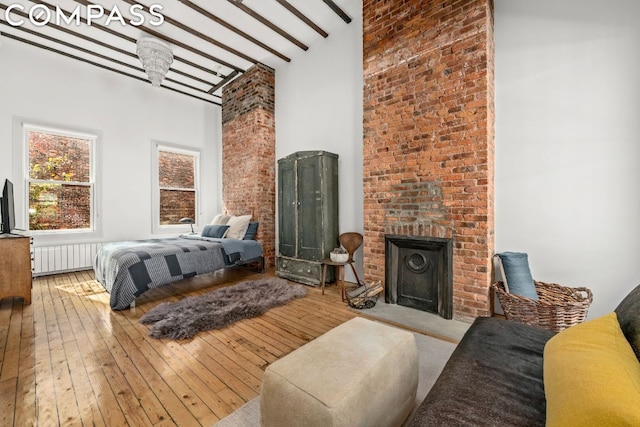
362,0 -> 495,320
222,64 -> 276,267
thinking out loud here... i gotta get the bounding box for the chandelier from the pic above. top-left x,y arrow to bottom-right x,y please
136,37 -> 173,87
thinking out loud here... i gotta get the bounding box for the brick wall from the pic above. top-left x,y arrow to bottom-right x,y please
222,64 -> 276,267
363,0 -> 495,320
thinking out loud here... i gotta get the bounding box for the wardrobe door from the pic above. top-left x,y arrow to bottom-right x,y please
278,158 -> 296,258
297,154 -> 322,261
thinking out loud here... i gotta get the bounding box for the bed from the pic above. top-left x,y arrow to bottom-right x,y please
94,234 -> 263,310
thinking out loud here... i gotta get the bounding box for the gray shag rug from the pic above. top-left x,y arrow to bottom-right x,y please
140,278 -> 307,339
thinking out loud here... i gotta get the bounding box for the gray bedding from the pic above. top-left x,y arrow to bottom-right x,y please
94,236 -> 263,310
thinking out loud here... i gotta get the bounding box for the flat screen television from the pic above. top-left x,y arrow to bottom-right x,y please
1,179 -> 15,234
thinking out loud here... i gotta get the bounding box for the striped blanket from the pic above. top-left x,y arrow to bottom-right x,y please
94,237 -> 262,310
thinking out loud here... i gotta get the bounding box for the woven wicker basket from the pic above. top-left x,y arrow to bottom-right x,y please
493,281 -> 593,332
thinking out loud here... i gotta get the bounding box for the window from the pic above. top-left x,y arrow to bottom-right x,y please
25,125 -> 96,232
153,143 -> 200,231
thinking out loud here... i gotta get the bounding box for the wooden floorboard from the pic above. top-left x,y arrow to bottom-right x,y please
0,267 -> 359,426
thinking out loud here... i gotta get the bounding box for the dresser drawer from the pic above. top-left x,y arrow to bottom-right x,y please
276,256 -> 334,286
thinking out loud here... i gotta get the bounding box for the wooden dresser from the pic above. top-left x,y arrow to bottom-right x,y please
0,233 -> 33,304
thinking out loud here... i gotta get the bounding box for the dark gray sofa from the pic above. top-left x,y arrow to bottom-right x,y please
408,284 -> 640,426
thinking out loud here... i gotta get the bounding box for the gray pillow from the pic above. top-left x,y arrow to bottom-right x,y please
201,224 -> 230,238
614,284 -> 640,361
496,252 -> 539,300
243,222 -> 259,240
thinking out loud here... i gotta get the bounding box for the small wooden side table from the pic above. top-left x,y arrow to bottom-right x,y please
321,259 -> 347,301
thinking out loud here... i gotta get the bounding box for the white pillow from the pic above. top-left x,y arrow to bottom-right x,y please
210,214 -> 230,225
224,215 -> 252,239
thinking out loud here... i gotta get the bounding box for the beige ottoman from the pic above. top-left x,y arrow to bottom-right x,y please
260,317 -> 418,427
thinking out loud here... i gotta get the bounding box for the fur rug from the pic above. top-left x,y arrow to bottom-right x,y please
139,278 -> 307,339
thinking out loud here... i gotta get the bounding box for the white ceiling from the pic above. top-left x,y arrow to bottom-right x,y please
0,0 -> 357,104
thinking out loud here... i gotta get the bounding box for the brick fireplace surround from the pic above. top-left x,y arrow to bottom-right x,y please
363,0 -> 495,320
223,1 -> 495,320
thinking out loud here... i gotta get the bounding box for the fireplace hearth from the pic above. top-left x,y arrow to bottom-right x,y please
385,235 -> 453,319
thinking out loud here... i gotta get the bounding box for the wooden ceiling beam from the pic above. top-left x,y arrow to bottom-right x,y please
177,0 -> 291,63
225,0 -> 308,51
273,0 -> 328,38
322,0 -> 352,24
208,70 -> 239,95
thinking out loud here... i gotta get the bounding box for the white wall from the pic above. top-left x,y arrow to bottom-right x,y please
274,1 -> 364,282
0,38 -> 222,246
495,0 -> 640,317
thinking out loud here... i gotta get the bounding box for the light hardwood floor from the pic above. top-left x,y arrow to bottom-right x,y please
0,267 -> 359,426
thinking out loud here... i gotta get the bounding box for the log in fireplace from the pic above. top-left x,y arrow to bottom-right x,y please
385,235 -> 453,319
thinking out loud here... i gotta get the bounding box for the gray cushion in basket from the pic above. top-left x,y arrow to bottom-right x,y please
496,252 -> 538,300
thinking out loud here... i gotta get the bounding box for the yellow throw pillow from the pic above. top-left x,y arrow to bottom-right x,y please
544,312 -> 640,426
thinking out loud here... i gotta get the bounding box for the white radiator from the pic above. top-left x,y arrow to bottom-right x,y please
33,243 -> 103,276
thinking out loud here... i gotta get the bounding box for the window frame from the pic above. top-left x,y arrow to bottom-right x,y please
151,141 -> 201,235
15,119 -> 100,240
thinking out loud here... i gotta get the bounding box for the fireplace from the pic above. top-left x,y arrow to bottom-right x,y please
385,235 -> 453,319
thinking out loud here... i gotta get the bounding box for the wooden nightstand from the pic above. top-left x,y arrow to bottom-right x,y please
0,233 -> 33,304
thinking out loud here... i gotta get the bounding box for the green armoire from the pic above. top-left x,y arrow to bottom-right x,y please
276,151 -> 339,285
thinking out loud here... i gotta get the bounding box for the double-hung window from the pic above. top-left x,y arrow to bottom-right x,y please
153,143 -> 200,232
25,125 -> 96,232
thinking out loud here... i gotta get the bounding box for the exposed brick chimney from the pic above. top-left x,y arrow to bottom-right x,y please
362,0 -> 495,320
222,64 -> 276,267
